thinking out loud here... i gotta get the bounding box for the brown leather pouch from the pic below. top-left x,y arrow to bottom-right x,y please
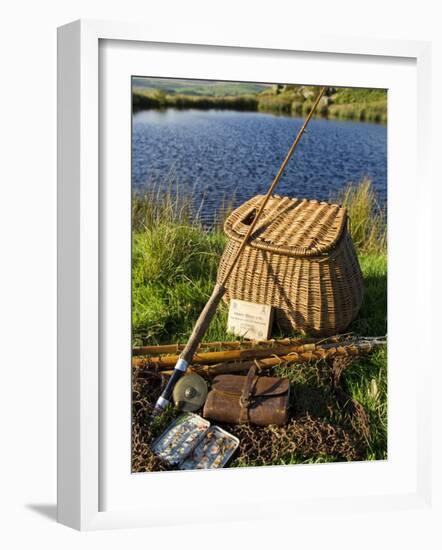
203,365 -> 290,426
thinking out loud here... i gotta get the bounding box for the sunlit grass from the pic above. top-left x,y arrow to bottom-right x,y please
334,178 -> 387,254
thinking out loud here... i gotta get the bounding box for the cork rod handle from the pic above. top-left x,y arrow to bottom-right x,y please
152,283 -> 226,413
180,283 -> 227,364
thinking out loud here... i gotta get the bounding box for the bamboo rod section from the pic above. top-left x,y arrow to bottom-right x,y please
133,343 -> 330,368
161,338 -> 386,377
132,336 -> 317,356
133,339 -> 349,369
134,337 -> 386,374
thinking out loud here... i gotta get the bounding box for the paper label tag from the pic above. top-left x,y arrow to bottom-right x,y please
227,299 -> 273,340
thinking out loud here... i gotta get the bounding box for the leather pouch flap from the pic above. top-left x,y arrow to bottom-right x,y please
211,374 -> 289,398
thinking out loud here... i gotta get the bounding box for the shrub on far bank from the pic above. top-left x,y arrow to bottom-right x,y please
258,86 -> 387,123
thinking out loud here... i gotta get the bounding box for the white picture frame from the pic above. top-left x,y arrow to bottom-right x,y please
57,19 -> 432,531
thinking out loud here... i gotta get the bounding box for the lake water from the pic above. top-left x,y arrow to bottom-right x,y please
132,109 -> 387,222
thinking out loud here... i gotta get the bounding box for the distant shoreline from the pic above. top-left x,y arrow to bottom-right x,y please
132,86 -> 387,124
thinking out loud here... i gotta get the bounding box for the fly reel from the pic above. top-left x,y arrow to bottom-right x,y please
172,374 -> 208,412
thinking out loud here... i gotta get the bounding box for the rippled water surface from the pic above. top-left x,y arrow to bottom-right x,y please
132,109 -> 387,221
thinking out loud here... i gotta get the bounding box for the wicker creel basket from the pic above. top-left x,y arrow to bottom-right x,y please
217,195 -> 364,336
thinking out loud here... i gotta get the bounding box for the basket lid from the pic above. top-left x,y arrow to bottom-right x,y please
224,195 -> 347,257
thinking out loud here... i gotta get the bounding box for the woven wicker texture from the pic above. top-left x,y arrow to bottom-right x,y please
224,195 -> 347,256
218,195 -> 364,335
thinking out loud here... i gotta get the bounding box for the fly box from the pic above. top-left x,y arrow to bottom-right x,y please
152,413 -> 239,469
179,426 -> 239,470
151,413 -> 210,466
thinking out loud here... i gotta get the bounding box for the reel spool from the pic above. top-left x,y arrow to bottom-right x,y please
172,374 -> 208,412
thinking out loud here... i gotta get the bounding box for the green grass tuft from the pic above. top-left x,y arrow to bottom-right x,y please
333,178 -> 386,254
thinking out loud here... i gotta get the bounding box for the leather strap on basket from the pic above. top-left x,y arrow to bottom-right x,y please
239,364 -> 258,423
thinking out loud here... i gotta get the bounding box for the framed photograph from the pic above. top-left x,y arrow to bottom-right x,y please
57,19 -> 432,530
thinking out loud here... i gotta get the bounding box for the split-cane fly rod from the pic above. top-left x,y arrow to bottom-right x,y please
152,86 -> 327,415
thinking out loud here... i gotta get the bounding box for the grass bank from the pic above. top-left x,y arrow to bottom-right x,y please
133,85 -> 387,123
132,180 -> 387,464
258,85 -> 387,123
133,88 -> 258,112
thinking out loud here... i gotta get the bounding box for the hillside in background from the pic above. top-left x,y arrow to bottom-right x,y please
132,77 -> 270,96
